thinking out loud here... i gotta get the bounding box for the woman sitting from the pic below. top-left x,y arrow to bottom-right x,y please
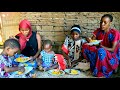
82,14 -> 120,78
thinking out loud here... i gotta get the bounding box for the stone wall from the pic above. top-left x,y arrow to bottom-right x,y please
0,12 -> 21,42
1,12 -> 120,53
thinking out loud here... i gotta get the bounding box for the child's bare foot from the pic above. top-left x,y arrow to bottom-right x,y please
86,70 -> 92,76
31,73 -> 37,78
43,67 -> 48,72
38,66 -> 44,71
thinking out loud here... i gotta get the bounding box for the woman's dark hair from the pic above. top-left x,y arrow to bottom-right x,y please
101,14 -> 113,22
3,38 -> 20,49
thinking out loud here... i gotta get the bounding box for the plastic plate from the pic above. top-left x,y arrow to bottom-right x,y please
86,40 -> 102,45
64,69 -> 80,75
47,69 -> 65,76
12,66 -> 33,75
15,57 -> 31,63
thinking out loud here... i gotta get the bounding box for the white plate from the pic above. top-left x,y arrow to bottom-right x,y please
47,69 -> 65,76
86,40 -> 102,45
14,57 -> 31,63
64,69 -> 80,75
12,67 -> 33,75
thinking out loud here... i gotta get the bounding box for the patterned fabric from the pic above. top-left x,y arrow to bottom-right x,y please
0,55 -> 12,78
93,28 -> 105,40
40,50 -> 56,68
62,35 -> 87,62
82,28 -> 120,78
0,54 -> 30,78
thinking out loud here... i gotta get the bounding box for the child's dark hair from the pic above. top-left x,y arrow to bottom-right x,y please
3,38 -> 20,49
43,39 -> 52,46
71,24 -> 81,34
101,14 -> 113,22
71,25 -> 81,30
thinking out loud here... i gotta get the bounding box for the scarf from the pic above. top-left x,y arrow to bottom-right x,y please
16,19 -> 32,51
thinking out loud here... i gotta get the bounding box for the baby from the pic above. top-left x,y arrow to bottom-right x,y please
37,39 -> 58,71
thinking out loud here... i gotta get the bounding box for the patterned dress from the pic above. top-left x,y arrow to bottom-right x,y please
40,50 -> 56,68
62,35 -> 87,62
0,54 -> 30,78
82,28 -> 120,78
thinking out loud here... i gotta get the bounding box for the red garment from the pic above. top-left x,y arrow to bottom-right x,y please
93,28 -> 105,40
82,28 -> 120,78
61,44 -> 69,55
55,54 -> 66,70
16,19 -> 32,51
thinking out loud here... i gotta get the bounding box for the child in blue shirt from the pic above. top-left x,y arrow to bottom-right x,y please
37,39 -> 58,71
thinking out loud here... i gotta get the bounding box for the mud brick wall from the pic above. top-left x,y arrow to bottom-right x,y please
0,12 -> 21,42
1,12 -> 120,53
19,12 -> 120,53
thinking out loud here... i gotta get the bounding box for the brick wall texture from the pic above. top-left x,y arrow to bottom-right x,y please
1,12 -> 120,53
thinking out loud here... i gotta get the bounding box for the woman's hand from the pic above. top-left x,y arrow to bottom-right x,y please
96,42 -> 102,48
29,56 -> 35,62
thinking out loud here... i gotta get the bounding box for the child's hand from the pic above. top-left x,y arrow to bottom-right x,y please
43,67 -> 49,72
36,58 -> 42,66
18,66 -> 25,73
9,36 -> 18,40
68,59 -> 72,68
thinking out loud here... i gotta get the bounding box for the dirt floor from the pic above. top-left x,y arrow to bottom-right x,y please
110,66 -> 120,78
34,66 -> 120,78
35,69 -> 95,78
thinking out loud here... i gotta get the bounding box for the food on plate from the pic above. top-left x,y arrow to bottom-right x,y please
16,57 -> 30,62
18,71 -> 23,75
90,40 -> 98,43
52,69 -> 63,75
70,69 -> 78,74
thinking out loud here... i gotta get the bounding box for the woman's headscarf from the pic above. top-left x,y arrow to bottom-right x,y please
16,19 -> 32,51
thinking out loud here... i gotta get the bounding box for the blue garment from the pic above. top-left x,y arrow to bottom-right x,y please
40,50 -> 55,68
12,53 -> 37,74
